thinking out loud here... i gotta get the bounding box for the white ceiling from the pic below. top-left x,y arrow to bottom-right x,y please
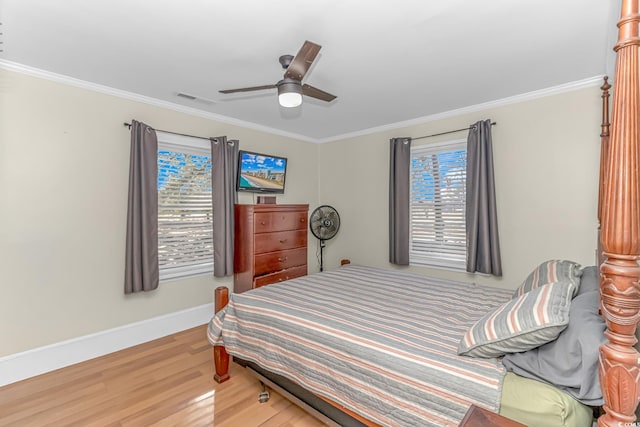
0,0 -> 618,142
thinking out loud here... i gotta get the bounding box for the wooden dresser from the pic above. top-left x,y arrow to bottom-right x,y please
234,204 -> 309,293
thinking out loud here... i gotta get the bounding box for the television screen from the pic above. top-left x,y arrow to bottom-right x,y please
237,150 -> 287,193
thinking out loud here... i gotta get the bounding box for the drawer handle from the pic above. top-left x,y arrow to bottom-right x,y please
260,221 -> 266,225
278,256 -> 288,262
300,218 -> 305,222
277,276 -> 290,282
279,239 -> 288,243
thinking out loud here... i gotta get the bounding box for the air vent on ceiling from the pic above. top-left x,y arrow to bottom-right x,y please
177,92 -> 197,100
175,92 -> 216,105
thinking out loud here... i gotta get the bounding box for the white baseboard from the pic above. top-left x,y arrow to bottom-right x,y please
0,303 -> 214,387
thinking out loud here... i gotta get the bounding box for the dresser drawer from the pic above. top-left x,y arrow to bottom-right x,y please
254,211 -> 307,233
254,248 -> 307,276
253,265 -> 307,288
254,229 -> 307,254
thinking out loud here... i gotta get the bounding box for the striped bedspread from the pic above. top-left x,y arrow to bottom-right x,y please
207,264 -> 513,427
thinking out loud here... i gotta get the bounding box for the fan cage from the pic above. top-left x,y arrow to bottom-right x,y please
310,206 -> 340,241
309,205 -> 340,272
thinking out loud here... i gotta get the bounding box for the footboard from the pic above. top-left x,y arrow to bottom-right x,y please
213,286 -> 230,383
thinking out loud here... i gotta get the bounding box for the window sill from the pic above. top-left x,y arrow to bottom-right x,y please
160,267 -> 213,283
409,256 -> 466,273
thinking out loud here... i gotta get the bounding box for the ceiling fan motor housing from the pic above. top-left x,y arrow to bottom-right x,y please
277,78 -> 303,107
277,78 -> 302,89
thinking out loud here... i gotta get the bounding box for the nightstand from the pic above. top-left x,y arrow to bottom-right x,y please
459,405 -> 526,427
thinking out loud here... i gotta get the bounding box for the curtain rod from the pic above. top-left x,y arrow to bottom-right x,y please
124,120 -> 496,142
123,122 -> 210,141
412,121 -> 497,141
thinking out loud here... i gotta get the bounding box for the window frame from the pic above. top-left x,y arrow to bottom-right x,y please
409,138 -> 467,271
156,132 -> 213,282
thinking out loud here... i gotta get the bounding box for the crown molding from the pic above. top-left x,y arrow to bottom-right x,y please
1,59 -> 603,144
0,59 -> 317,143
316,75 -> 605,143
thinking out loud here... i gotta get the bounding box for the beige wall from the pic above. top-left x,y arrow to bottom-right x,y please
0,70 -> 319,356
317,85 -> 601,288
0,69 -> 602,357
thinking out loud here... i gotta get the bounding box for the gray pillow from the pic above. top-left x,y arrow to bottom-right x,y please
577,265 -> 599,296
502,289 -> 606,406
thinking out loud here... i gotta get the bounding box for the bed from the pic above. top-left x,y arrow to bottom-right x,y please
209,263 -> 600,426
209,1 -> 640,425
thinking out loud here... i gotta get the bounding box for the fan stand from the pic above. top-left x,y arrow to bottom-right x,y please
319,239 -> 326,272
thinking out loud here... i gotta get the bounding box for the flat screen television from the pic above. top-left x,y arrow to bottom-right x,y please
236,150 -> 287,193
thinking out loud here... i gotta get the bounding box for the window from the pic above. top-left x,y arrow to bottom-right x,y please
410,139 -> 467,270
157,132 -> 213,281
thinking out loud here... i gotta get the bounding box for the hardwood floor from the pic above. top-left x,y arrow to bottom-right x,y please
0,325 -> 327,427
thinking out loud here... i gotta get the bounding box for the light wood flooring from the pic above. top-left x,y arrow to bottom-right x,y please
0,325 -> 328,427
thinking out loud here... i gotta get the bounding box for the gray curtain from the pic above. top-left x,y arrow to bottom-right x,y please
389,137 -> 412,265
124,120 -> 159,293
211,136 -> 239,277
466,119 -> 502,276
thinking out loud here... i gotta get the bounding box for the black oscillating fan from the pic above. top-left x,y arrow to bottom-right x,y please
309,205 -> 340,272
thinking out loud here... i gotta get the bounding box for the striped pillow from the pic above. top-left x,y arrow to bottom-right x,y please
513,259 -> 582,299
457,280 -> 575,358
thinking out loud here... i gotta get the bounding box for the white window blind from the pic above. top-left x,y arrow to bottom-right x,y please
410,139 -> 467,270
157,133 -> 213,281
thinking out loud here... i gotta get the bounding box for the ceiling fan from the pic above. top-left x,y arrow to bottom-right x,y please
219,40 -> 337,108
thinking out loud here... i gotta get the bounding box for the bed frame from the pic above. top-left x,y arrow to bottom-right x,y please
596,1 -> 640,426
214,1 -> 640,425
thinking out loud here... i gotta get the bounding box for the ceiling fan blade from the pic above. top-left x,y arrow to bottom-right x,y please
302,84 -> 337,102
219,84 -> 276,94
284,40 -> 321,81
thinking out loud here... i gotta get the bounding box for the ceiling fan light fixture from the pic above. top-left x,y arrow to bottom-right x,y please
277,80 -> 303,108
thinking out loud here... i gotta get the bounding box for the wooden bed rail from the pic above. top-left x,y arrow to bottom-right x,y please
598,0 -> 640,425
213,286 -> 230,383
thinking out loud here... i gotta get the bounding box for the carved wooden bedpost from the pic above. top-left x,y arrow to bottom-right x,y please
598,0 -> 640,425
213,286 -> 230,383
597,77 -> 611,267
